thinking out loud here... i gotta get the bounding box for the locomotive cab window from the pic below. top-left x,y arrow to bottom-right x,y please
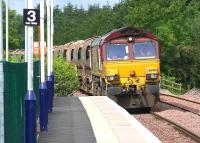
106,44 -> 129,61
133,41 -> 157,59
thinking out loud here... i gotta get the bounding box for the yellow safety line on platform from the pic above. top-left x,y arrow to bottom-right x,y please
79,97 -> 119,143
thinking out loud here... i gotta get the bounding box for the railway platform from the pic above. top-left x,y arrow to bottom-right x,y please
38,96 -> 161,143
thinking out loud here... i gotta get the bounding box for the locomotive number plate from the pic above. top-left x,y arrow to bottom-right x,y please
146,67 -> 157,73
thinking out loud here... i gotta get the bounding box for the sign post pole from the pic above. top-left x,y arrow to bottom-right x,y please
39,0 -> 48,131
46,0 -> 53,113
25,0 -> 28,62
50,0 -> 54,107
0,0 -> 4,142
23,1 -> 40,142
5,0 -> 9,61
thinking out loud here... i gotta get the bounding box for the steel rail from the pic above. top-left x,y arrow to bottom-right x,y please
152,112 -> 200,143
159,100 -> 200,116
160,93 -> 200,105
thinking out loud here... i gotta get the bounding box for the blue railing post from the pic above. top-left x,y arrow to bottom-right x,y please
24,90 -> 36,143
51,72 -> 54,105
39,0 -> 48,129
39,82 -> 48,131
46,76 -> 53,112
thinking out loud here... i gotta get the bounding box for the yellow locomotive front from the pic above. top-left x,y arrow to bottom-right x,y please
99,28 -> 160,108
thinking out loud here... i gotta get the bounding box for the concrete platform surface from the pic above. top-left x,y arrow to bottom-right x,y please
38,96 -> 161,143
38,97 -> 96,143
79,96 -> 161,143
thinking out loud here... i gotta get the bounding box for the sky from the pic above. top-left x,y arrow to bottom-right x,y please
9,0 -> 121,14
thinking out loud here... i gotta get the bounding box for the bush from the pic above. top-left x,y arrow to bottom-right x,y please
54,57 -> 80,96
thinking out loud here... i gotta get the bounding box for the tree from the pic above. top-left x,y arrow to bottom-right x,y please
2,1 -> 24,50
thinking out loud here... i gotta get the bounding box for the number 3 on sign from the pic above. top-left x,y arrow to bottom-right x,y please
23,9 -> 40,26
27,10 -> 36,22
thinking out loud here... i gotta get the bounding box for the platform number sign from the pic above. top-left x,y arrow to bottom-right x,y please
23,9 -> 40,26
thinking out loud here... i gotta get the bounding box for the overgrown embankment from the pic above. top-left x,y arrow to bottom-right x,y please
54,57 -> 80,96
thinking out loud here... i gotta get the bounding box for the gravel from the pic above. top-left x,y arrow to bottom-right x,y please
72,90 -> 200,143
71,90 -> 87,96
160,89 -> 175,96
181,88 -> 200,102
160,88 -> 200,102
153,102 -> 200,137
160,94 -> 200,115
133,113 -> 197,143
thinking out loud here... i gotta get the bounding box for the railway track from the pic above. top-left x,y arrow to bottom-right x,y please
159,100 -> 200,116
160,93 -> 200,116
160,93 -> 200,105
152,112 -> 200,143
74,91 -> 200,142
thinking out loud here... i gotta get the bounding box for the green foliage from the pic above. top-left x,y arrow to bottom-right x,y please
54,57 -> 80,96
51,1 -> 200,89
161,74 -> 177,82
2,1 -> 24,50
161,74 -> 183,95
8,55 -> 40,63
53,4 -> 117,44
175,46 -> 200,88
6,0 -> 200,90
8,56 -> 21,62
191,15 -> 200,46
6,10 -> 24,49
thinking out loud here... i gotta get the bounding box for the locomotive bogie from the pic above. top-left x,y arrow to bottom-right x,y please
107,84 -> 159,109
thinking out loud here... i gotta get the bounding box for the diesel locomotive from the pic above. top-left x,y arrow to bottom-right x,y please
55,27 -> 161,109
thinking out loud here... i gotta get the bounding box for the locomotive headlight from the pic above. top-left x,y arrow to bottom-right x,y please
130,70 -> 135,77
128,37 -> 133,42
146,73 -> 158,80
107,74 -> 119,81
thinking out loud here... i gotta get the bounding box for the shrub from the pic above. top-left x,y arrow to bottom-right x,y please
54,57 -> 80,96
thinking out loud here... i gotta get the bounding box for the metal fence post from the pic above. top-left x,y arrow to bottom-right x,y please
24,0 -> 37,142
5,0 -> 9,61
39,0 -> 48,131
0,0 -> 4,142
50,0 -> 54,108
24,90 -> 36,143
46,0 -> 53,113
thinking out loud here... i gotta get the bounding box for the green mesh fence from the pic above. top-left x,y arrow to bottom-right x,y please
34,61 -> 40,112
4,61 -> 40,143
